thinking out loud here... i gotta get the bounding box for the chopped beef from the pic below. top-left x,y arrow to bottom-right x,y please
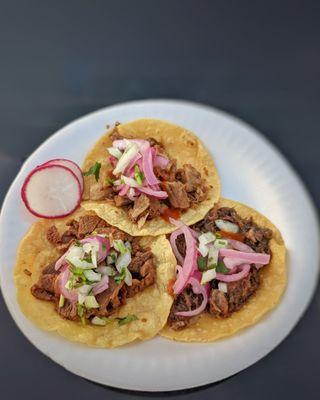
191,206 -> 272,254
47,226 -> 60,245
89,183 -> 115,200
94,279 -> 127,316
180,164 -> 202,192
56,300 -> 78,320
95,226 -> 131,242
148,198 -> 162,219
128,250 -> 153,274
208,289 -> 229,317
127,257 -> 156,298
128,194 -> 150,221
168,285 -> 204,330
161,181 -> 190,209
78,214 -> 107,238
208,269 -> 260,317
114,195 -> 133,207
31,262 -> 59,301
227,268 -> 260,312
31,285 -> 55,301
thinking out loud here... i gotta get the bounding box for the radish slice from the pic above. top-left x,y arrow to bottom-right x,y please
42,158 -> 84,193
21,164 -> 81,218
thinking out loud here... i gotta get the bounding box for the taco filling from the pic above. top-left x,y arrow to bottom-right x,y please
83,124 -> 209,228
168,206 -> 273,330
31,214 -> 156,326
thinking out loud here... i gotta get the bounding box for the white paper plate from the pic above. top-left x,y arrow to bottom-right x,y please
0,100 -> 319,391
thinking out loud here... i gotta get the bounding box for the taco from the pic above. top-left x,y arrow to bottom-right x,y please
160,198 -> 286,342
81,118 -> 220,236
14,209 -> 176,348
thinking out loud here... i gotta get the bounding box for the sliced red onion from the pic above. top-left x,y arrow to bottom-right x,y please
170,219 -> 197,294
55,252 -> 68,271
216,263 -> 251,282
155,155 -> 169,168
223,257 -> 246,270
219,248 -> 270,265
142,146 -> 160,185
124,153 -> 142,175
175,278 -> 209,317
57,268 -> 78,302
119,184 -> 130,196
127,187 -> 138,201
136,186 -> 168,199
170,228 -> 185,265
80,236 -> 110,263
228,239 -> 254,253
92,274 -> 109,295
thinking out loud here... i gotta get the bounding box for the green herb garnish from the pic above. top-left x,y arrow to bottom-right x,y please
105,177 -> 114,186
215,232 -> 222,239
77,303 -> 84,318
216,261 -> 229,274
116,314 -> 138,326
197,256 -> 209,271
134,165 -> 144,185
83,162 -> 101,182
115,267 -> 126,284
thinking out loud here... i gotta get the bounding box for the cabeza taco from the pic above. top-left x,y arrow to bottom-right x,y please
82,118 -> 220,236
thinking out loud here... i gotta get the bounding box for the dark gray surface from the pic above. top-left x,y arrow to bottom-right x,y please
0,0 -> 319,398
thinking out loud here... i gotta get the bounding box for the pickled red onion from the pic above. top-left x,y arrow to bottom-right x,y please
119,184 -> 130,196
80,236 -> 110,263
92,274 -> 109,295
175,278 -> 209,317
136,186 -> 168,199
223,257 -> 246,270
57,268 -> 78,302
142,147 -> 160,185
216,263 -> 251,282
170,229 -> 185,265
155,155 -> 169,168
227,239 -> 254,253
219,248 -> 270,265
170,219 -> 197,294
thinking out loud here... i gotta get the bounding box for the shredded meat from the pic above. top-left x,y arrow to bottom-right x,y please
94,279 -> 127,317
128,194 -> 150,221
192,206 -> 272,254
114,195 -> 132,207
47,226 -> 60,245
176,233 -> 186,258
127,257 -> 156,297
31,285 -> 55,301
227,268 -> 260,312
56,301 -> 78,320
168,285 -> 203,330
161,181 -> 190,209
89,183 -> 115,200
208,289 -> 229,317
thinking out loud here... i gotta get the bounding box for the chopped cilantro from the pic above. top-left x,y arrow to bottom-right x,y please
134,165 -> 144,185
105,177 -> 114,186
116,314 -> 138,326
215,232 -> 222,239
216,261 -> 229,274
77,303 -> 84,318
83,162 -> 101,182
197,256 -> 210,271
102,317 -> 112,324
115,267 -> 126,284
74,240 -> 82,247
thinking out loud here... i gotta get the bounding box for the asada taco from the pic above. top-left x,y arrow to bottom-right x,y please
160,198 -> 286,342
14,209 -> 176,348
81,118 -> 220,236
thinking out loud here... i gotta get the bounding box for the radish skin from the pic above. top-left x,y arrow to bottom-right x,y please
21,164 -> 81,219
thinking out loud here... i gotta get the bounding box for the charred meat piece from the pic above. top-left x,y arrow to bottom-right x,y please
227,268 -> 260,312
47,226 -> 60,245
31,285 -> 55,301
31,262 -> 59,301
56,300 -> 78,320
208,289 -> 229,317
128,194 -> 150,221
94,279 -> 127,316
89,183 -> 115,201
127,257 -> 156,298
168,285 -> 203,330
114,195 -> 133,207
77,214 -> 107,237
161,181 -> 190,209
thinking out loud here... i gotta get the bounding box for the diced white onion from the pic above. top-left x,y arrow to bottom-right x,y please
78,284 -> 92,295
83,270 -> 101,282
215,219 -> 239,233
66,255 -> 93,269
207,245 -> 219,267
124,268 -> 132,286
214,239 -> 229,249
198,232 -> 216,256
107,147 -> 123,159
113,143 -> 140,175
84,295 -> 100,309
115,251 -> 131,272
121,175 -> 141,188
218,282 -> 228,293
91,316 -> 107,326
201,269 -> 217,284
